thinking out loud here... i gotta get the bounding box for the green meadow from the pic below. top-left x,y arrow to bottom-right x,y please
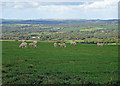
2,41 -> 118,84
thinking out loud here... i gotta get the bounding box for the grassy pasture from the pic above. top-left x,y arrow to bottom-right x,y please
2,41 -> 118,84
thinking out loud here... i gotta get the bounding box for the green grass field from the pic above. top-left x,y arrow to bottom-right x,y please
2,41 -> 119,84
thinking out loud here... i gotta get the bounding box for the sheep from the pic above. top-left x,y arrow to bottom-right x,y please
97,43 -> 103,47
29,40 -> 37,48
70,41 -> 76,45
54,42 -> 57,47
29,43 -> 37,48
19,42 -> 27,48
33,40 -> 37,45
22,40 -> 26,43
59,43 -> 66,48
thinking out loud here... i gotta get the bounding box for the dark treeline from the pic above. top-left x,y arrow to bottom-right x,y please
1,19 -> 118,24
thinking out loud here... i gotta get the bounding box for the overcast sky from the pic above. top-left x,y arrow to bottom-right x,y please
0,0 -> 119,19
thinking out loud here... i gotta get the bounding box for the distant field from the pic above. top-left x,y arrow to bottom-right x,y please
80,27 -> 103,31
60,27 -> 104,31
2,41 -> 118,84
61,27 -> 84,31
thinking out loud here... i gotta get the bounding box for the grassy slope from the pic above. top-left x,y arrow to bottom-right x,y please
2,41 -> 118,84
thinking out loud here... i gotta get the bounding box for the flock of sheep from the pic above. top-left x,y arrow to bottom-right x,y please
54,41 -> 103,48
54,41 -> 76,48
19,40 -> 37,48
19,40 -> 103,48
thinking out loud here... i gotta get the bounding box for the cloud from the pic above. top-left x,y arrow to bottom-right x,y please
84,0 -> 119,9
2,0 -> 118,9
37,5 -> 71,13
35,0 -> 119,11
28,1 -> 39,7
13,4 -> 23,8
1,0 -> 119,19
32,2 -> 39,6
35,0 -> 118,18
0,0 -> 101,3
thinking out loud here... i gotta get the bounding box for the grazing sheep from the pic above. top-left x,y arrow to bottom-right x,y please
33,40 -> 37,45
97,43 -> 103,47
22,40 -> 26,43
19,42 -> 27,48
29,43 -> 37,48
59,43 -> 66,48
33,40 -> 37,47
54,42 -> 57,47
29,40 -> 37,48
70,41 -> 76,45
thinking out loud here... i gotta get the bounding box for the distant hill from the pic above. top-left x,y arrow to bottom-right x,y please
1,19 -> 118,24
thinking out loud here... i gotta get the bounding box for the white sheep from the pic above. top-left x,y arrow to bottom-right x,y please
19,42 -> 27,48
29,43 -> 37,48
59,43 -> 66,48
70,41 -> 76,45
97,43 -> 103,47
54,42 -> 57,47
33,40 -> 37,45
29,40 -> 37,48
22,40 -> 26,43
